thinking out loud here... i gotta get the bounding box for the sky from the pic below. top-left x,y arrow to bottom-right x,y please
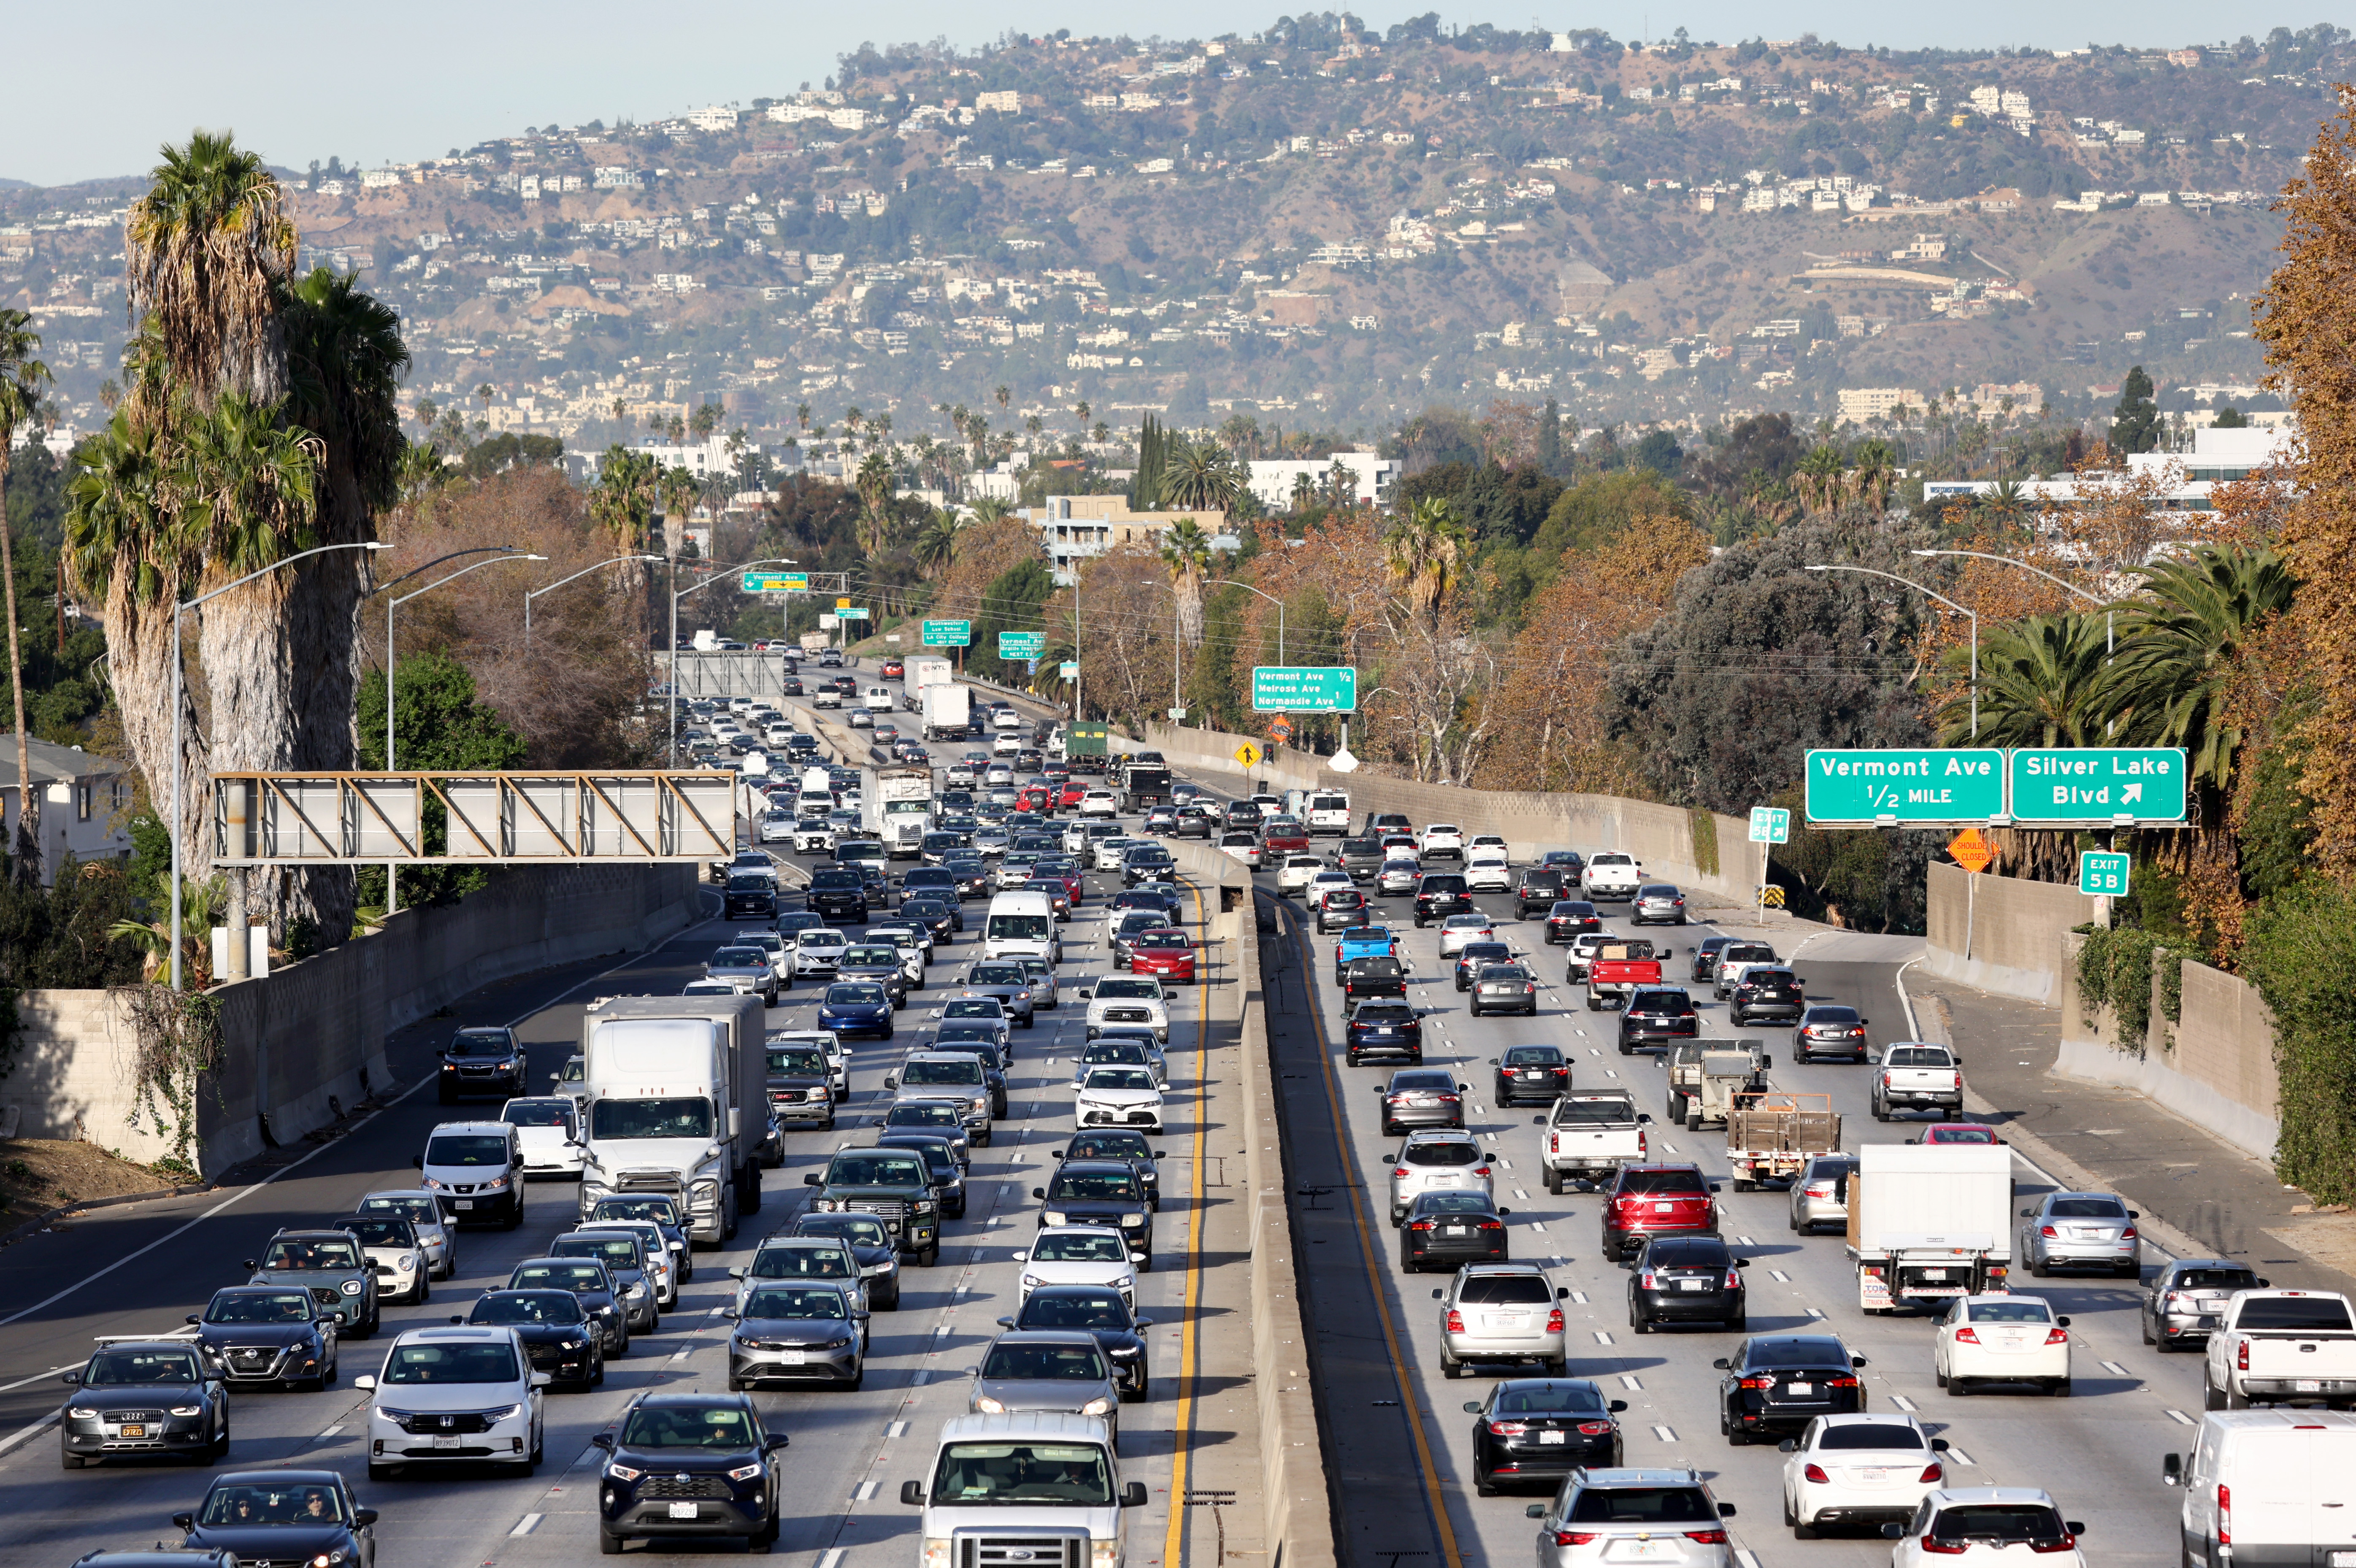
1,0 -> 2310,188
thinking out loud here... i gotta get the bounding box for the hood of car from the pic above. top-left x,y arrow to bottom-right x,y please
197,1322 -> 318,1346
974,1379 -> 1113,1410
186,1524 -> 356,1555
610,1445 -> 761,1475
734,1317 -> 858,1346
372,1379 -> 524,1413
503,1321 -> 593,1344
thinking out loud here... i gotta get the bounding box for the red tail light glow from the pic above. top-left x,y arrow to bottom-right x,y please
2219,1482 -> 2232,1545
1550,1533 -> 1597,1548
2238,1343 -> 2250,1371
1953,1327 -> 1980,1344
1826,1376 -> 1861,1388
2045,1327 -> 2070,1345
1576,1420 -> 1613,1435
2029,1535 -> 2080,1555
2122,1227 -> 2138,1239
1737,1375 -> 1775,1389
1445,1309 -> 1465,1333
1726,1269 -> 1743,1290
1921,1539 -> 1969,1556
2040,1225 -> 2058,1238
1393,1168 -> 1410,1179
1683,1530 -> 1728,1545
1640,1272 -> 1659,1290
1474,1167 -> 1492,1178
1409,1221 -> 1434,1233
1487,1421 -> 1528,1436
1919,1464 -> 1945,1483
1477,1219 -> 1504,1231
1804,1463 -> 1831,1484
1546,1308 -> 1566,1333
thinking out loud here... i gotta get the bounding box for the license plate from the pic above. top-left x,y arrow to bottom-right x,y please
1539,1430 -> 1566,1445
2328,1553 -> 2356,1567
454,1200 -> 474,1211
1495,1314 -> 1529,1328
780,1350 -> 807,1366
1445,1224 -> 1469,1235
669,1502 -> 700,1520
1619,1544 -> 1674,1561
1921,1268 -> 1948,1279
1787,1382 -> 1813,1395
2297,1379 -> 2324,1392
433,1435 -> 463,1449
1861,1468 -> 1888,1483
1677,1279 -> 1708,1292
119,1425 -> 145,1438
1654,1202 -> 1673,1212
1521,1070 -> 1543,1077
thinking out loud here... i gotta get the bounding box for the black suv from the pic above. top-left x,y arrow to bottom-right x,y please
1626,1234 -> 1749,1332
1001,1285 -> 1154,1397
1729,968 -> 1806,1026
1032,1160 -> 1155,1263
1513,867 -> 1570,919
1543,900 -> 1604,944
804,1146 -> 941,1266
1411,872 -> 1472,927
1056,1130 -> 1165,1210
805,867 -> 868,923
1343,955 -> 1408,1001
175,1470 -> 377,1568
593,1394 -> 788,1552
1618,988 -> 1700,1052
1345,1001 -> 1423,1066
437,1026 -> 527,1103
722,871 -> 778,920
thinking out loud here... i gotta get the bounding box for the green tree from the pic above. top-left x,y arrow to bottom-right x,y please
2102,544 -> 2297,796
1938,612 -> 2114,747
2111,365 -> 2161,454
1383,496 -> 1471,630
968,557 -> 1056,684
1130,415 -> 1169,509
1159,518 -> 1214,648
1156,438 -> 1241,516
0,310 -> 54,871
2213,405 -> 2249,429
354,650 -> 528,907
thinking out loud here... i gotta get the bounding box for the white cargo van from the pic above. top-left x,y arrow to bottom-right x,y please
900,1412 -> 1147,1568
984,891 -> 1061,963
1306,789 -> 1352,836
2163,1408 -> 2356,1564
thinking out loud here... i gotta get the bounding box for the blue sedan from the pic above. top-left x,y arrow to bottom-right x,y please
818,982 -> 895,1040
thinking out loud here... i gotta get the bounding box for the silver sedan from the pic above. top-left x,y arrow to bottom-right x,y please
726,1282 -> 866,1389
2020,1191 -> 2142,1277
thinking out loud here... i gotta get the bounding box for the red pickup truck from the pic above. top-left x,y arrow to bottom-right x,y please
1583,941 -> 1663,1011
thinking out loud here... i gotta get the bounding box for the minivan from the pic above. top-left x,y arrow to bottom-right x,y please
985,891 -> 1063,962
413,1120 -> 528,1227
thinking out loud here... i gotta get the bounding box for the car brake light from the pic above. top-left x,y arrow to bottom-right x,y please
1477,1219 -> 1503,1231
1684,1530 -> 1727,1545
2041,1225 -> 2058,1238
2029,1536 -> 2080,1555
1639,1272 -> 1659,1290
1551,1533 -> 1597,1548
1445,1309 -> 1465,1332
1804,1463 -> 1830,1484
1409,1220 -> 1434,1232
1393,1168 -> 1410,1179
1919,1464 -> 1945,1484
1488,1420 -> 1528,1436
1953,1327 -> 1980,1344
1921,1538 -> 1969,1556
2045,1327 -> 2069,1344
2122,1226 -> 2138,1239
1738,1375 -> 1775,1389
2219,1482 -> 2231,1545
1474,1166 -> 1491,1177
1826,1375 -> 1861,1388
1726,1269 -> 1743,1290
1575,1420 -> 1613,1436
2238,1342 -> 2249,1371
1546,1308 -> 1566,1333
1636,1131 -> 1648,1157
1549,1133 -> 1560,1153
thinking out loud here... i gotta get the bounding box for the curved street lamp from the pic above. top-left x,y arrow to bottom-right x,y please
1205,578 -> 1285,665
1910,547 -> 2113,654
525,554 -> 663,646
1806,563 -> 1979,740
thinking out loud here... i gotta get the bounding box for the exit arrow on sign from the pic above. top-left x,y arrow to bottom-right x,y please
2122,783 -> 2142,804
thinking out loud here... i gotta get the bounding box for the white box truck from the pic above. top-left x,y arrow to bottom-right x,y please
1845,1142 -> 2013,1313
876,765 -> 936,859
576,994 -> 770,1247
904,655 -> 953,711
922,683 -> 972,741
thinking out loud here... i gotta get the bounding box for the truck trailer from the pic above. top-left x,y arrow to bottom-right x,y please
1845,1141 -> 2013,1313
577,993 -> 771,1247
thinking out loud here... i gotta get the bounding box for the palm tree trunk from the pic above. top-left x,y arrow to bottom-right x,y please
104,572 -> 211,885
0,445 -> 34,879
197,572 -> 302,959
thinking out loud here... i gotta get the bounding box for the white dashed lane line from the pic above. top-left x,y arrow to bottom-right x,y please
509,1514 -> 542,1537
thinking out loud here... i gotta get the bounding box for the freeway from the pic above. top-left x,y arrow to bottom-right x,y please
0,681 -> 1221,1568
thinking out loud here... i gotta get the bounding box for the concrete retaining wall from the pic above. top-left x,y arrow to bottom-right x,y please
1923,862 -> 2085,1005
0,863 -> 701,1177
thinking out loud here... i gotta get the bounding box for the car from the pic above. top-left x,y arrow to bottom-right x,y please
960,959 -> 1040,1024
813,687 -> 842,708
1711,940 -> 1780,996
1466,850 -> 1512,892
1513,868 -> 1571,918
1346,1000 -> 1423,1065
1412,872 -> 1473,926
333,1211 -> 433,1305
1082,976 -> 1170,1044
1378,1068 -> 1470,1134
1431,1258 -> 1571,1370
1419,823 -> 1466,860
730,1236 -> 870,1317
2140,1257 -> 2267,1351
185,1285 -> 340,1390
1451,939 -> 1511,989
1128,928 -> 1197,984
999,1285 -> 1155,1399
173,1471 -> 378,1568
1626,1233 -> 1750,1333
793,817 -> 837,854
722,867 -> 780,919
1057,1129 -> 1165,1212
1491,1044 -> 1571,1105
1315,888 -> 1369,931
877,1131 -> 971,1215
1303,868 -> 1357,908
1618,987 -> 1699,1050
1262,817 -> 1311,855
584,1219 -> 681,1309
725,1280 -> 867,1390
788,1213 -> 905,1309
1078,789 -> 1120,817
551,1231 -> 661,1333
463,1288 -> 606,1390
1435,912 -> 1496,956
805,867 -> 869,924
1728,967 -> 1806,1026
354,1190 -> 456,1279
818,980 -> 895,1039
414,1118 -> 528,1227
1933,1292 -> 2072,1396
1884,1487 -> 2087,1565
1786,1152 -> 1857,1235
1465,1377 -> 1626,1495
246,1227 -> 383,1336
507,1256 -> 630,1355
1343,953 -> 1408,1001
1173,805 -> 1213,838
1072,1065 -> 1165,1135
1631,883 -> 1689,924
1715,1333 -> 1869,1443
437,1025 -> 528,1103
968,1330 -> 1124,1443
1909,1122 -> 2006,1146
1792,1003 -> 1871,1062
356,1324 -> 544,1479
1688,935 -> 1734,982
591,1392 -> 788,1553
1778,1412 -> 1951,1540
1375,857 -> 1421,896
59,1338 -> 230,1468
1388,1129 -> 1493,1224
1273,851 -> 1324,895
1525,1466 -> 1736,1568
879,1100 -> 975,1168
1601,1164 -> 1720,1263
839,943 -> 914,1003
2018,1190 -> 2142,1277
1563,930 -> 1615,983
1468,962 -> 1539,1017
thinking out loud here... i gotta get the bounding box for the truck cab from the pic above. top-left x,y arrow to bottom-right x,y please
902,1412 -> 1147,1567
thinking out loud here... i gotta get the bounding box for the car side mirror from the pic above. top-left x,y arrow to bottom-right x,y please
172,1513 -> 195,1530
1931,1438 -> 1950,1452
1079,988 -> 1094,1000
1532,1115 -> 1546,1125
1152,1149 -> 1166,1158
2162,1453 -> 2183,1486
1638,1114 -> 1654,1124
900,1479 -> 926,1506
1488,1057 -> 1499,1065
1432,1288 -> 1444,1299
730,1267 -> 747,1279
1882,1524 -> 1905,1540
1708,1183 -> 1721,1193
354,1374 -> 378,1390
1131,1252 -> 1148,1264
1123,1481 -> 1150,1508
59,1371 -> 80,1385
2129,1210 -> 2142,1219
1717,1503 -> 1736,1518
593,1433 -> 617,1452
530,1371 -> 552,1388
2260,1278 -> 2272,1287
1760,1055 -> 1773,1070
1851,1356 -> 1868,1368
1526,1505 -> 1548,1519
1735,1259 -> 1750,1268
2067,1523 -> 2086,1536
1463,1400 -> 1484,1413
411,1156 -> 423,1169
805,1174 -> 822,1186
1778,1438 -> 1797,1453
185,1314 -> 201,1325
354,1506 -> 380,1526
2056,1316 -> 2072,1327
1457,1082 -> 1471,1093
2018,1208 -> 2036,1218
1711,1358 -> 1729,1370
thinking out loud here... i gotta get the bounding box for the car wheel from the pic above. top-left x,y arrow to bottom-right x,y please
1948,1373 -> 1969,1396
1546,1168 -> 1563,1195
599,1530 -> 625,1555
2050,1379 -> 2072,1398
1727,1313 -> 1747,1332
2029,1248 -> 2050,1279
1629,1306 -> 1650,1334
414,1276 -> 431,1305
1440,1352 -> 1462,1379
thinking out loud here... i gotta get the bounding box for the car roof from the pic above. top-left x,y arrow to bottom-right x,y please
1923,1486 -> 2061,1506
1056,1157 -> 1142,1176
426,1120 -> 512,1136
388,1324 -> 515,1344
207,1467 -> 349,1487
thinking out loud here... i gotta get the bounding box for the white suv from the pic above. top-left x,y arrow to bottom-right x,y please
1419,824 -> 1466,861
1466,849 -> 1512,892
794,927 -> 849,976
358,1324 -> 546,1480
1078,789 -> 1120,819
1277,853 -> 1326,895
1387,1130 -> 1493,1225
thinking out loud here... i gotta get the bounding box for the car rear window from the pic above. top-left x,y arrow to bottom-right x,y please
1820,1423 -> 1925,1451
1642,1238 -> 1730,1266
1457,1274 -> 1553,1305
2236,1296 -> 2356,1332
1503,1046 -> 1562,1064
1618,1168 -> 1708,1196
1493,1381 -> 1604,1414
1554,1097 -> 1636,1124
1807,1006 -> 1861,1023
1744,1337 -> 1851,1369
1631,991 -> 1695,1014
1928,1504 -> 2069,1546
1885,1047 -> 1952,1066
1404,1141 -> 1482,1167
2047,1197 -> 2127,1218
1419,876 -> 1468,894
1355,1005 -> 1415,1024
2172,1268 -> 2259,1290
1566,1487 -> 1715,1525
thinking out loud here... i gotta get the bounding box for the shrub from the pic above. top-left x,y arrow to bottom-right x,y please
2242,879 -> 2356,1205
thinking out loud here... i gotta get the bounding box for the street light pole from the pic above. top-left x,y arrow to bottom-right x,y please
170,540 -> 392,991
667,557 -> 798,765
1205,578 -> 1284,665
1806,563 -> 1980,739
1910,547 -> 2112,655
526,554 -> 663,646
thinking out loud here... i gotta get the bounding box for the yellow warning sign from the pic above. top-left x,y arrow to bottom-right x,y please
1233,743 -> 1262,769
1947,827 -> 1995,874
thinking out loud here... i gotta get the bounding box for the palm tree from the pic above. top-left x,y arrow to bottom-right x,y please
1975,477 -> 2029,533
123,131 -> 295,408
1290,471 -> 1316,514
1850,439 -> 1897,511
0,311 -> 53,872
855,450 -> 896,555
1160,518 -> 1213,647
1384,496 -> 1471,630
1157,437 -> 1242,516
2101,544 -> 2296,798
995,385 -> 1012,412
1938,612 -> 2114,747
1795,443 -> 1846,513
1073,399 -> 1091,426
912,510 -> 965,577
796,402 -> 811,431
968,496 -> 1014,526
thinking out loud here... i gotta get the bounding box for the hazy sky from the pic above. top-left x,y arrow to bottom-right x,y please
3,0 -> 2299,188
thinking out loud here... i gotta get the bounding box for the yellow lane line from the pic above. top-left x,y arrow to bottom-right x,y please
1161,881 -> 1214,1567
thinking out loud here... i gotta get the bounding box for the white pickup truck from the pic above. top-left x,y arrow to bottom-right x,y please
2203,1290 -> 2356,1410
1533,1089 -> 1653,1194
1867,1042 -> 1966,1120
1581,851 -> 1644,901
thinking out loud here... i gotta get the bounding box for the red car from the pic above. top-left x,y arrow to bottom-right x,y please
1057,781 -> 1090,809
1040,862 -> 1087,905
1015,786 -> 1055,814
1600,1164 -> 1720,1263
1262,817 -> 1310,854
1129,929 -> 1198,984
1911,1122 -> 2007,1146
880,659 -> 905,679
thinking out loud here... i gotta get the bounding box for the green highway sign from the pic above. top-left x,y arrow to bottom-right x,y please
1058,661 -> 1081,679
998,631 -> 1047,659
742,571 -> 809,592
1252,665 -> 1358,712
1805,748 -> 2006,825
922,619 -> 972,648
2080,851 -> 2132,896
836,606 -> 871,620
1748,807 -> 1791,844
2010,747 -> 2188,824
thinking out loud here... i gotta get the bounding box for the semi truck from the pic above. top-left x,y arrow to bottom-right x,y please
576,994 -> 770,1248
875,765 -> 936,859
1845,1142 -> 2013,1314
1063,722 -> 1111,774
921,683 -> 972,741
903,656 -> 954,711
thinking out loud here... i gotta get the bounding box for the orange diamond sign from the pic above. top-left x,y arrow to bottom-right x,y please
1947,827 -> 1995,873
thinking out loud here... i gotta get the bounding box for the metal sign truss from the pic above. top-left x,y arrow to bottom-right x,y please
211,770 -> 737,865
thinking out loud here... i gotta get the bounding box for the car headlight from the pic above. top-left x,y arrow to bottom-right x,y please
68,1407 -> 97,1419
607,1463 -> 645,1481
169,1404 -> 203,1417
1120,1213 -> 1146,1227
626,1284 -> 646,1298
924,1539 -> 954,1568
561,1338 -> 587,1351
1021,1273 -> 1044,1290
974,1395 -> 1007,1413
309,1551 -> 351,1568
1081,1396 -> 1114,1416
914,1199 -> 937,1214
729,1460 -> 767,1481
480,1175 -> 511,1192
340,1279 -> 363,1296
487,1402 -> 528,1423
1044,1211 -> 1069,1226
1114,1275 -> 1135,1292
397,1254 -> 417,1272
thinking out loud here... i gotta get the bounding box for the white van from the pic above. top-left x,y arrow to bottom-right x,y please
1306,790 -> 1352,836
2164,1408 -> 2356,1563
865,687 -> 895,713
985,891 -> 1062,963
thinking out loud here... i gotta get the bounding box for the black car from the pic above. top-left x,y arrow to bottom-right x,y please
1346,1001 -> 1424,1066
508,1257 -> 631,1355
1618,987 -> 1700,1052
1730,968 -> 1807,1027
1465,1378 -> 1627,1494
175,1470 -> 376,1568
1715,1334 -> 1868,1443
788,1213 -> 904,1310
1343,955 -> 1409,1001
463,1290 -> 604,1390
1057,1130 -> 1165,1211
1491,1044 -> 1571,1106
876,1133 -> 969,1218
1033,1159 -> 1155,1262
1002,1285 -> 1156,1397
722,871 -> 779,920
943,860 -> 994,900
1316,888 -> 1369,931
1626,1234 -> 1750,1333
185,1285 -> 339,1390
1412,872 -> 1473,927
1401,1191 -> 1510,1269
901,898 -> 960,944
806,867 -> 868,923
1543,900 -> 1604,944
1793,1003 -> 1872,1062
1513,867 -> 1571,919
925,1039 -> 1012,1118
838,945 -> 912,1006
61,1339 -> 230,1468
437,1025 -> 527,1103
1453,941 -> 1513,990
1690,935 -> 1735,983
551,1233 -> 661,1333
901,866 -> 962,903
592,1393 -> 788,1553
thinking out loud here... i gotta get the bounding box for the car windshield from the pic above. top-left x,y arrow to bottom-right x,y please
83,1348 -> 203,1384
472,1292 -> 583,1325
1415,1193 -> 1494,1214
338,1217 -> 414,1248
1033,1232 -> 1131,1263
1493,1381 -> 1604,1414
1620,1169 -> 1707,1196
2237,1297 -> 2356,1331
1068,1133 -> 1151,1160
447,1032 -> 513,1057
1457,1274 -> 1552,1304
1928,1504 -> 2070,1546
903,1060 -> 981,1085
511,1263 -> 607,1293
938,1026 -> 1001,1046
844,948 -> 899,966
743,1286 -> 849,1319
1929,1127 -> 1997,1143
1052,1172 -> 1141,1200
590,1098 -> 713,1139
1094,979 -> 1158,1000
1566,1486 -> 1717,1525
200,1483 -> 348,1526
1085,1068 -> 1156,1091
1138,933 -> 1190,952
932,1441 -> 1114,1506
828,1153 -> 926,1186
262,1238 -> 362,1270
424,1135 -> 510,1167
945,1001 -> 1004,1019
617,1405 -> 757,1450
982,1343 -> 1108,1381
1745,1338 -> 1851,1369
206,1291 -> 316,1324
768,1050 -> 828,1076
358,1196 -> 438,1223
796,1217 -> 891,1249
2047,1197 -> 2127,1218
555,1236 -> 641,1270
810,871 -> 860,890
383,1342 -> 519,1384
712,948 -> 766,967
725,877 -> 771,894
1022,1293 -> 1128,1329
502,1100 -> 576,1129
887,1104 -> 961,1128
1405,1141 -> 1482,1167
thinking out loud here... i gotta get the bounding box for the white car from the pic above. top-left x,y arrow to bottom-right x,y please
1013,1225 -> 1146,1307
1777,1412 -> 1950,1540
1387,1129 -> 1493,1225
1078,789 -> 1120,818
1304,871 -> 1356,909
1219,832 -> 1264,869
356,1190 -> 457,1279
1082,977 -> 1171,1044
769,1028 -> 850,1100
357,1324 -> 545,1480
1419,823 -> 1466,860
1436,913 -> 1497,957
1469,833 -> 1509,857
793,819 -> 837,854
500,1096 -> 587,1178
758,810 -> 795,843
1277,853 -> 1326,895
734,929 -> 795,978
1886,1488 -> 2087,1565
1581,850 -> 1644,900
1934,1293 -> 2073,1395
340,1210 -> 432,1304
581,1219 -> 678,1310
1073,1065 -> 1165,1135
1093,837 -> 1140,873
1465,850 -> 1512,893
794,927 -> 849,976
